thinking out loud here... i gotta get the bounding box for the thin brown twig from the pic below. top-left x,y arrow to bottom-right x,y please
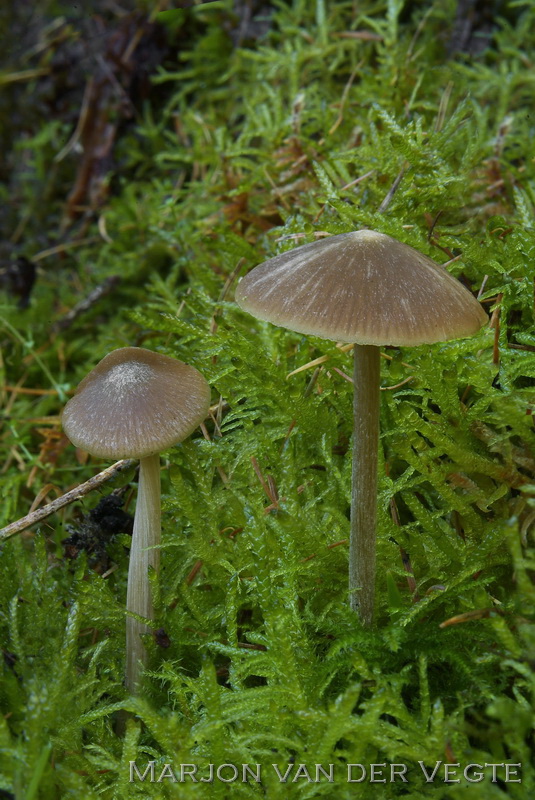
301,538 -> 348,563
331,366 -> 353,384
185,559 -> 203,586
28,483 -> 60,514
381,375 -> 414,391
1,385 -> 59,396
0,459 -> 135,541
332,31 -> 382,41
250,457 -> 278,508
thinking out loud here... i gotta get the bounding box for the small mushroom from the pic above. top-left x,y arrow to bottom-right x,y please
62,347 -> 210,690
235,229 -> 487,626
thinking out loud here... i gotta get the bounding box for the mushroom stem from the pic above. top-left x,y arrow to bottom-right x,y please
349,343 -> 380,626
126,453 -> 161,692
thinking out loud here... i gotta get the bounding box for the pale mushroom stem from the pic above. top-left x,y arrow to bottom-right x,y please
349,344 -> 381,626
125,453 -> 161,692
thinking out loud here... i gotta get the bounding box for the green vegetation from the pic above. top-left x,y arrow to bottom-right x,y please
1,0 -> 534,797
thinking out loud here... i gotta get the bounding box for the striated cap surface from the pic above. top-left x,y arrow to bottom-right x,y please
235,230 -> 487,346
62,347 -> 210,459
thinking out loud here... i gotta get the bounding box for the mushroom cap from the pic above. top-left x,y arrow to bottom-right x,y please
62,347 -> 211,459
235,230 -> 487,346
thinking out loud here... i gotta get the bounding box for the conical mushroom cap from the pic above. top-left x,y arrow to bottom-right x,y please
235,230 -> 487,346
62,347 -> 211,459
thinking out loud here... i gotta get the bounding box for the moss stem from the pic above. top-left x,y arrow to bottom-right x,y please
125,453 -> 161,692
349,344 -> 380,625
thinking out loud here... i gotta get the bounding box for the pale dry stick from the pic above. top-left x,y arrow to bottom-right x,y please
435,81 -> 454,132
286,342 -> 354,379
32,238 -> 99,262
441,254 -> 463,268
406,5 -> 434,60
333,31 -> 382,41
477,274 -> 489,300
0,68 -> 50,86
340,170 -> 376,192
378,166 -> 407,213
287,354 -> 330,378
286,346 -> 413,381
0,459 -> 135,541
54,78 -> 95,163
98,215 -> 113,243
275,231 -> 331,243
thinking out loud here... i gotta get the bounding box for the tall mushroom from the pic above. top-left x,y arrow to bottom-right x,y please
62,347 -> 210,690
235,229 -> 487,626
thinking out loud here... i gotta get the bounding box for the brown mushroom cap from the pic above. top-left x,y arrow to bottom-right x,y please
62,347 -> 210,459
235,229 -> 487,346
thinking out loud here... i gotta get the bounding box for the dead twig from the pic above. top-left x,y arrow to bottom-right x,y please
378,165 -> 407,213
250,457 -> 279,509
51,276 -> 121,333
0,459 -> 135,541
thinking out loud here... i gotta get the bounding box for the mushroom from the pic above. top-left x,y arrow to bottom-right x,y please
235,229 -> 487,626
62,347 -> 210,690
